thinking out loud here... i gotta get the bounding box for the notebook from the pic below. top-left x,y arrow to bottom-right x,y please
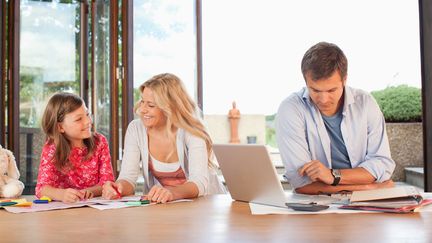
340,186 -> 432,213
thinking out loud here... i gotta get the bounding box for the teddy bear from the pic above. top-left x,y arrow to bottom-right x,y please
0,145 -> 24,198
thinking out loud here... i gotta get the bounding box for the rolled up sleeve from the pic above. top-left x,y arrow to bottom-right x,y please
185,133 -> 209,196
358,98 -> 395,182
276,98 -> 313,189
117,121 -> 142,188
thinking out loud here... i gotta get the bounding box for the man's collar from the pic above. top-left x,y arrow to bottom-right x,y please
343,86 -> 355,107
301,87 -> 310,102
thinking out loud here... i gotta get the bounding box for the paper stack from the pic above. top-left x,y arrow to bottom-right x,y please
340,186 -> 432,213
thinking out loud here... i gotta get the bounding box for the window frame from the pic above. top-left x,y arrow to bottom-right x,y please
419,0 -> 432,192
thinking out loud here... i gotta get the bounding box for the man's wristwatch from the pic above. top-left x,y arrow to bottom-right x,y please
331,169 -> 341,186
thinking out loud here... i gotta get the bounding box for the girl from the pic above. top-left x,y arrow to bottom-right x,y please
102,73 -> 225,203
36,92 -> 114,203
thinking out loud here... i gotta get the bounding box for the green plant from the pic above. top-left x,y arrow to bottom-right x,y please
266,126 -> 277,148
371,85 -> 421,122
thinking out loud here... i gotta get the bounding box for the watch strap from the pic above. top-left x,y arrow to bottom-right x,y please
331,169 -> 341,186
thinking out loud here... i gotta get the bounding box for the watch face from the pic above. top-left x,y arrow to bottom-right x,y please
332,169 -> 341,178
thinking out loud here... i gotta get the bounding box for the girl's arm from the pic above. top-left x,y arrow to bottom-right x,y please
82,184 -> 103,197
95,134 -> 116,198
39,185 -> 84,203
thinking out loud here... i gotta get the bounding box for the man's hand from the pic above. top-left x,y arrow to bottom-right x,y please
299,160 -> 334,185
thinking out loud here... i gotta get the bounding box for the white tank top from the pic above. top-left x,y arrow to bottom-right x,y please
150,154 -> 180,173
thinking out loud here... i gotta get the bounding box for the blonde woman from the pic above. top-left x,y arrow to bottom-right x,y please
102,73 -> 225,203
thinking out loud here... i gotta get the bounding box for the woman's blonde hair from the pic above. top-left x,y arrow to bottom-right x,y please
41,92 -> 96,171
135,73 -> 214,167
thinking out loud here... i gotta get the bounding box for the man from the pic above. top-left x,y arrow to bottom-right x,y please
276,42 -> 395,195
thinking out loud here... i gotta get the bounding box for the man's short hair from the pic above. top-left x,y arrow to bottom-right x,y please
301,42 -> 348,81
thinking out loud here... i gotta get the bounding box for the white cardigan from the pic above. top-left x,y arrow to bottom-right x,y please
117,119 -> 226,196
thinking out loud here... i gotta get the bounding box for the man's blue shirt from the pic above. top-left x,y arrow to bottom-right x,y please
276,86 -> 395,189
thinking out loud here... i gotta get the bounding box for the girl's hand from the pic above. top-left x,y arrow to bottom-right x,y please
61,188 -> 85,203
102,181 -> 122,199
79,189 -> 94,200
146,185 -> 174,204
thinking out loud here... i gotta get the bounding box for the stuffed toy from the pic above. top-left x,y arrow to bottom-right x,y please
0,145 -> 24,198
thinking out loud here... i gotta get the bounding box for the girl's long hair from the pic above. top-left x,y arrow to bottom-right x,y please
41,92 -> 96,171
135,73 -> 214,167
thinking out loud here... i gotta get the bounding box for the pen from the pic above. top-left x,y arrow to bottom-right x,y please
113,186 -> 122,199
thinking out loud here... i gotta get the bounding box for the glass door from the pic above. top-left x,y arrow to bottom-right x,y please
19,0 -> 81,193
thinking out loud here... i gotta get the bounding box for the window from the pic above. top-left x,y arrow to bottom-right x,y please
133,0 -> 197,102
202,0 -> 420,148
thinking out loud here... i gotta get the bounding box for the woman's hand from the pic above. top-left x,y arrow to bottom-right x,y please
146,185 -> 174,204
102,181 -> 123,199
61,188 -> 85,203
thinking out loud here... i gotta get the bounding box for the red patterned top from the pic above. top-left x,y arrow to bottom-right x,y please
35,133 -> 114,198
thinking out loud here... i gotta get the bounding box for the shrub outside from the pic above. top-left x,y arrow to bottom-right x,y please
371,85 -> 422,122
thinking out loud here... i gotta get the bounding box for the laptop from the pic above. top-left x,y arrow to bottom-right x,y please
213,144 -> 288,207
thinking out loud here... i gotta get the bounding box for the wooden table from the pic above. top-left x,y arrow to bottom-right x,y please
1,194 -> 432,242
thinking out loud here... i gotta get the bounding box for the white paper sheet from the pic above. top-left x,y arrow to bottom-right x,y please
88,202 -> 145,210
285,192 -> 346,205
249,192 -> 432,215
86,196 -> 142,204
4,201 -> 94,214
3,196 -> 141,213
249,203 -> 377,215
88,199 -> 193,210
2,196 -> 194,213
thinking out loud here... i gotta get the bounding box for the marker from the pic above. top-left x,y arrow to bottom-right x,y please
33,199 -> 49,204
125,200 -> 151,206
125,201 -> 142,206
140,199 -> 150,204
13,202 -> 32,207
40,196 -> 52,202
0,202 -> 18,207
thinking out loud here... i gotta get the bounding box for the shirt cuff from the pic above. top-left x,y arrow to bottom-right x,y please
187,178 -> 206,197
284,172 -> 312,189
117,177 -> 137,189
358,160 -> 394,182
